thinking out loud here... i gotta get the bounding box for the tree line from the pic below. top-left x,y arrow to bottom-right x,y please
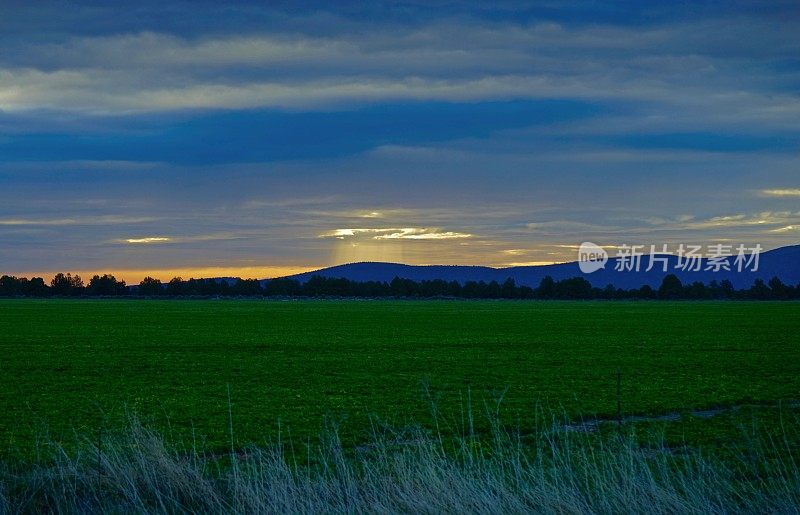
1,273 -> 800,300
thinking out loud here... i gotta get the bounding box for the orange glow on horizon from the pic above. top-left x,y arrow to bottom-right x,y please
9,265 -> 320,284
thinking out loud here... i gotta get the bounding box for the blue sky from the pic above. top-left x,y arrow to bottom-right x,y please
1,0 -> 798,280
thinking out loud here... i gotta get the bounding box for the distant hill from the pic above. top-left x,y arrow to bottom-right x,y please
277,244 -> 800,289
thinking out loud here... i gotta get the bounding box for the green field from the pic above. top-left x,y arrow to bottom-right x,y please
1,299 -> 799,456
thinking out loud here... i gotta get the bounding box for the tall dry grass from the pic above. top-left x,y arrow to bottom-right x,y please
1,409 -> 799,514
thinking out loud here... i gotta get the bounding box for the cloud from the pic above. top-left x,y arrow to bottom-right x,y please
526,221 -> 622,234
0,70 -> 680,113
0,218 -> 80,226
122,237 -> 172,244
761,189 -> 800,197
0,216 -> 157,226
113,231 -> 264,245
683,212 -> 800,230
0,16 -> 797,133
320,227 -> 472,240
375,228 -> 472,240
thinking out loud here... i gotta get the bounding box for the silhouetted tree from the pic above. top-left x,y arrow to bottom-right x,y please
554,277 -> 593,299
720,280 -> 735,299
87,274 -> 127,296
658,274 -> 683,299
0,276 -> 50,296
50,273 -> 84,296
638,284 -> 656,299
485,280 -> 502,298
601,284 -> 618,299
518,285 -> 535,299
27,277 -> 49,296
501,278 -> 517,298
390,277 -> 419,297
685,281 -> 709,300
138,276 -> 163,296
264,278 -> 303,296
748,278 -> 771,300
0,276 -> 25,296
166,277 -> 185,295
4,269 -> 796,300
232,278 -> 262,296
536,276 -> 556,299
768,277 -> 790,300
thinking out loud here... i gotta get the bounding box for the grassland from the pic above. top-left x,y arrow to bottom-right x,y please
1,299 -> 799,458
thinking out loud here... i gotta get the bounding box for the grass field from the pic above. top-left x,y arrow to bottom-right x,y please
1,299 -> 799,458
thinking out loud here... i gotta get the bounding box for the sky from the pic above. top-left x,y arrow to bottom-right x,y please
1,0 -> 799,282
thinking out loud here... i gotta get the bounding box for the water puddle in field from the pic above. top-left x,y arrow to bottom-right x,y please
561,401 -> 800,433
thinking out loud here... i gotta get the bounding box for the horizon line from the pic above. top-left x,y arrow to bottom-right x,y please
3,242 -> 796,284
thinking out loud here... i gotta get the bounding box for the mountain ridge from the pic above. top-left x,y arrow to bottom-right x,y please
275,244 -> 800,290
